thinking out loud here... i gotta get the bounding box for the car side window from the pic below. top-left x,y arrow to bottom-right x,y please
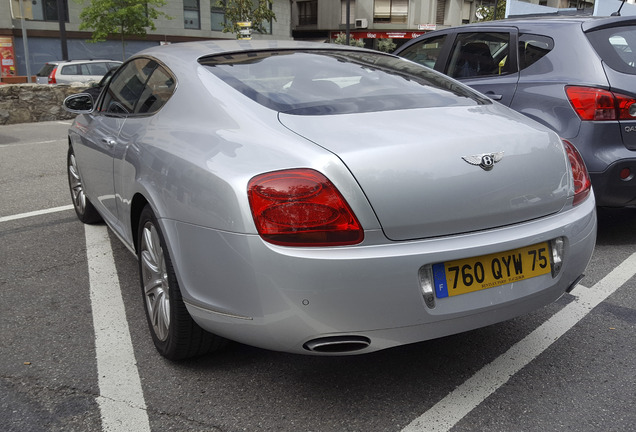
60,64 -> 78,76
398,35 -> 447,69
100,58 -> 175,116
134,66 -> 176,114
447,32 -> 511,79
86,62 -> 109,75
518,34 -> 554,71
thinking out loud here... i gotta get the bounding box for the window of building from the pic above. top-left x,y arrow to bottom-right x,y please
211,1 -> 225,31
436,0 -> 446,25
374,0 -> 407,24
28,0 -> 69,22
259,0 -> 273,34
298,1 -> 318,26
184,0 -> 201,29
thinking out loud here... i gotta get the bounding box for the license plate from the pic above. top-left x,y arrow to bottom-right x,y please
433,242 -> 552,298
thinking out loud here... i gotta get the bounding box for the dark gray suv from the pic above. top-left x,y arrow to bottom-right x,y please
395,15 -> 636,207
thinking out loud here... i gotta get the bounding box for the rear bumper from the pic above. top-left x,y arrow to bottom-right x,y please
590,159 -> 636,207
163,197 -> 597,355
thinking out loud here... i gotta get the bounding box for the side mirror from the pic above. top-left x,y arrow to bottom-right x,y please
63,93 -> 94,114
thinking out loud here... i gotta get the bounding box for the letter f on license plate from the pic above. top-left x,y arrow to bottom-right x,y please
432,242 -> 552,298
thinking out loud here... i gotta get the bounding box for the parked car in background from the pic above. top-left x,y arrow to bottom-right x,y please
63,40 -> 596,360
395,15 -> 636,207
36,59 -> 122,84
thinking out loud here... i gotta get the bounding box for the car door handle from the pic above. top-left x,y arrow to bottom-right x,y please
484,92 -> 503,101
102,138 -> 117,147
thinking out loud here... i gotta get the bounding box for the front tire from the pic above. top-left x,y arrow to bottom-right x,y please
67,146 -> 102,224
137,205 -> 226,360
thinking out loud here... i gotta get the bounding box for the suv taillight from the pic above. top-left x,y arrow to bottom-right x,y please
565,86 -> 636,121
48,66 -> 57,84
248,169 -> 364,246
563,139 -> 592,206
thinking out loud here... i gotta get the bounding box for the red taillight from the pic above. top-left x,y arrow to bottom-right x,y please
565,86 -> 636,121
48,66 -> 57,84
248,169 -> 364,246
563,139 -> 592,206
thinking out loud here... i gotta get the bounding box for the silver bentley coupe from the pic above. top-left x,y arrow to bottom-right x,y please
63,40 -> 597,360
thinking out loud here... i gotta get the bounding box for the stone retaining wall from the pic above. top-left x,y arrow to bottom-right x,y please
0,84 -> 89,125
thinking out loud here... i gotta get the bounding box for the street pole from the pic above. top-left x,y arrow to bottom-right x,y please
345,0 -> 350,45
18,0 -> 32,82
57,0 -> 68,60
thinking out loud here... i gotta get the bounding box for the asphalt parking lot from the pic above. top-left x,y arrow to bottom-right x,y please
1,120 -> 635,432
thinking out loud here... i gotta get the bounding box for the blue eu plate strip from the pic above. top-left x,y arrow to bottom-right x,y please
433,263 -> 448,298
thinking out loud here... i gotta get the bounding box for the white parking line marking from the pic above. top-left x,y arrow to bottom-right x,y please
402,252 -> 636,432
0,205 -> 74,223
85,224 -> 151,432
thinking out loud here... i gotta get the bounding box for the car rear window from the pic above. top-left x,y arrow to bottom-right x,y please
36,64 -> 56,77
199,50 -> 490,115
587,26 -> 636,75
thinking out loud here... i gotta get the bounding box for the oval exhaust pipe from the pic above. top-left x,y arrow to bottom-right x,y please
303,336 -> 371,353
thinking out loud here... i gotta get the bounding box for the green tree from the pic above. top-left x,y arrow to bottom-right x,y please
476,0 -> 507,21
78,0 -> 170,59
215,0 -> 276,37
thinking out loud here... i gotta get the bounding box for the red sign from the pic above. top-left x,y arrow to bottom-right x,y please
331,31 -> 425,40
0,36 -> 16,77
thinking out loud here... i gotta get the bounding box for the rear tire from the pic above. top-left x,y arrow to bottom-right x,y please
137,205 -> 226,360
67,146 -> 102,224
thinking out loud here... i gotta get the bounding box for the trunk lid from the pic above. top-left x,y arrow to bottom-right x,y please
279,104 -> 569,241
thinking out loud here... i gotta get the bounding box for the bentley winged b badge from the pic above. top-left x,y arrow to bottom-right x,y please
462,151 -> 504,171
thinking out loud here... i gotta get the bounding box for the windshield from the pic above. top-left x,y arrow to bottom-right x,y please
199,49 -> 490,115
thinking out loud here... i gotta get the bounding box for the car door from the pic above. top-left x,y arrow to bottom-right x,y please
443,28 -> 520,106
111,62 -> 177,244
77,58 -> 157,232
398,27 -> 520,105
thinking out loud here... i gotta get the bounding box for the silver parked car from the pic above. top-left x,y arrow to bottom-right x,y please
63,40 -> 596,360
36,59 -> 122,84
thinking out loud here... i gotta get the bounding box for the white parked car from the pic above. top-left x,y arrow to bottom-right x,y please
36,59 -> 121,84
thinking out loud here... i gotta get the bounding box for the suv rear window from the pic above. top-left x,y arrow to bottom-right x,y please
199,50 -> 490,115
36,64 -> 56,77
587,26 -> 636,75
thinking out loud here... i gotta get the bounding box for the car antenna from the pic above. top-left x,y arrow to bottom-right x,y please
611,0 -> 626,16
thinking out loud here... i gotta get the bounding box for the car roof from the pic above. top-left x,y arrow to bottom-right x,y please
47,59 -> 121,65
454,14 -> 636,31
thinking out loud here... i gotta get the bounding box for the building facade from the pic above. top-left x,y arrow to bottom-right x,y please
290,0 -> 479,51
1,0 -> 292,79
